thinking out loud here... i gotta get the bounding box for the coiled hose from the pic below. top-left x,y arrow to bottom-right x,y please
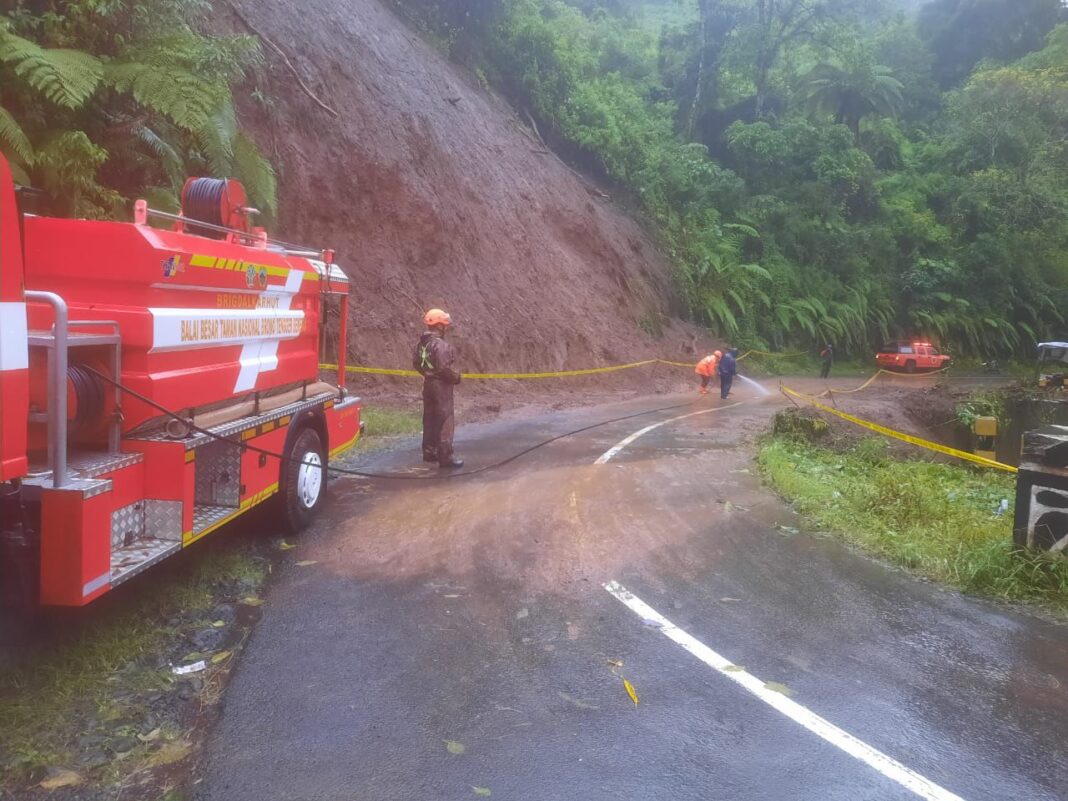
182,178 -> 229,238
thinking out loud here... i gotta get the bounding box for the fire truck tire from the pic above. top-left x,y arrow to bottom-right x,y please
281,426 -> 326,533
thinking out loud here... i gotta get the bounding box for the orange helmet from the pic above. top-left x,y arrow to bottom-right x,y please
424,308 -> 452,327
714,350 -> 722,358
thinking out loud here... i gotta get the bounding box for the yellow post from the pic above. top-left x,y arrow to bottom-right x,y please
973,416 -> 997,461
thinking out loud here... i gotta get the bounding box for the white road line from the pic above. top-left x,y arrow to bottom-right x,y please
603,581 -> 966,801
594,402 -> 742,464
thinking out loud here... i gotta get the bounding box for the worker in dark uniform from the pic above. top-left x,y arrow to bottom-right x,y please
718,347 -> 738,399
413,309 -> 463,468
820,343 -> 834,379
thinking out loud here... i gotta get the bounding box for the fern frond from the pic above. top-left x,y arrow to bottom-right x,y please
104,61 -> 229,132
196,105 -> 237,177
0,105 -> 34,166
0,31 -> 102,109
233,133 -> 277,218
133,124 -> 185,188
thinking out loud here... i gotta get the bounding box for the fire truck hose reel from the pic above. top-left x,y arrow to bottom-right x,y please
67,363 -> 105,432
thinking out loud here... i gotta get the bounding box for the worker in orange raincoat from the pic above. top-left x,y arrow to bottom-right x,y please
413,309 -> 464,468
695,350 -> 722,395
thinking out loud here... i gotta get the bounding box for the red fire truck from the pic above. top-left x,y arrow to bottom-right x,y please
0,154 -> 360,627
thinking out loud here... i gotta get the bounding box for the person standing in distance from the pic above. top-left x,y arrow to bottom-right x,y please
718,347 -> 738,399
820,342 -> 834,379
413,309 -> 464,469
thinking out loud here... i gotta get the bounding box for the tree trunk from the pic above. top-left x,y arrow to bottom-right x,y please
685,2 -> 709,138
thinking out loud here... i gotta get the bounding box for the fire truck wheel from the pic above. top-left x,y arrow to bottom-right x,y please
282,427 -> 326,533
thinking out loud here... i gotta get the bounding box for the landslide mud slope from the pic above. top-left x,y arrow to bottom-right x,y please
228,0 -> 700,377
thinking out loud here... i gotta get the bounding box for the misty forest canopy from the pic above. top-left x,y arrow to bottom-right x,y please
393,0 -> 1068,356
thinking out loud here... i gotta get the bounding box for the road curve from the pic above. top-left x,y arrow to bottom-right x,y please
195,383 -> 1068,801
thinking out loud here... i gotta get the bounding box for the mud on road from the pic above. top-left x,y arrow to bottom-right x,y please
192,376 -> 1068,801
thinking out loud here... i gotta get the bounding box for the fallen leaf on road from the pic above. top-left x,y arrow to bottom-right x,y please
295,560 -> 318,567
472,787 -> 492,797
39,769 -> 84,789
723,665 -> 746,673
764,681 -> 793,697
558,692 -> 599,710
211,650 -> 232,664
278,540 -> 297,550
623,678 -> 639,707
148,740 -> 192,767
211,620 -> 226,628
641,618 -> 661,628
719,597 -> 740,603
445,740 -> 466,755
443,594 -> 461,598
240,596 -> 265,606
516,608 -> 529,620
607,659 -> 623,668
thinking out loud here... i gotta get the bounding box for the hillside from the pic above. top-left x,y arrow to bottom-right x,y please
224,0 -> 703,381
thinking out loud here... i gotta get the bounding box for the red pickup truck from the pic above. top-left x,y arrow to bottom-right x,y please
875,341 -> 951,373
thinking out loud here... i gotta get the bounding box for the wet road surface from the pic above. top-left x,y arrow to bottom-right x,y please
196,380 -> 1068,801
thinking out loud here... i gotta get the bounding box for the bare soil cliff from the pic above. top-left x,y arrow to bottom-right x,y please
227,0 -> 708,392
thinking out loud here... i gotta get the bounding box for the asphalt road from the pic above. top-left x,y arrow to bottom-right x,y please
195,379 -> 1068,801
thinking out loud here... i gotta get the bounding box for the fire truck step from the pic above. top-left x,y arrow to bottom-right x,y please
110,538 -> 181,586
192,504 -> 240,537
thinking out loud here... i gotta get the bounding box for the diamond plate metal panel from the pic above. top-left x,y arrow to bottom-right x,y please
111,501 -> 145,549
195,440 -> 241,507
111,539 -> 181,586
192,504 -> 235,535
144,500 -> 183,542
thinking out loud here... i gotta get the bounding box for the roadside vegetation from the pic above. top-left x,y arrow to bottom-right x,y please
0,532 -> 272,796
759,415 -> 1068,616
388,0 -> 1068,357
359,406 -> 423,438
0,0 -> 275,219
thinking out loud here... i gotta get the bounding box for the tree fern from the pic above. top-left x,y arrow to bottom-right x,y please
0,31 -> 103,109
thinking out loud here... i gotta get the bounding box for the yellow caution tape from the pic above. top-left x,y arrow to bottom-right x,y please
780,384 -> 1017,473
319,353 -> 817,379
656,358 -> 700,368
820,367 -> 952,397
319,359 -> 666,380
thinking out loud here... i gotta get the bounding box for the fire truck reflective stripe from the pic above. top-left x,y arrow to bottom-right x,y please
233,268 -> 305,392
148,307 -> 305,354
0,301 -> 28,371
184,451 -> 196,463
83,571 -> 110,597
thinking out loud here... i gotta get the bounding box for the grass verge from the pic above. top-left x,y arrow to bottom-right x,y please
359,406 -> 422,438
0,532 -> 272,797
759,432 -> 1068,616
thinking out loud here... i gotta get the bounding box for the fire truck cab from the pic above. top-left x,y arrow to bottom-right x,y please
0,154 -> 360,629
